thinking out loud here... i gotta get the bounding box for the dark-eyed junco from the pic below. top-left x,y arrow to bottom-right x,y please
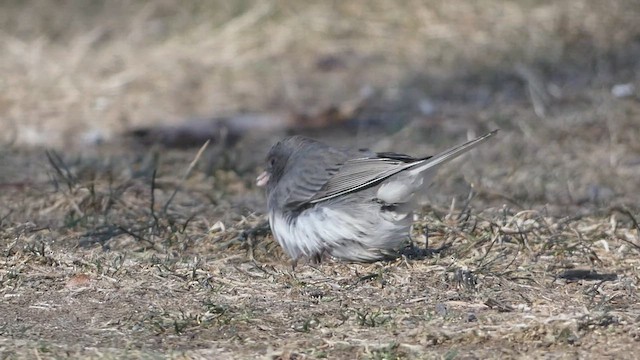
257,130 -> 498,263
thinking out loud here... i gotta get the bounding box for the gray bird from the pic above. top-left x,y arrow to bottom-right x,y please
256,130 -> 498,263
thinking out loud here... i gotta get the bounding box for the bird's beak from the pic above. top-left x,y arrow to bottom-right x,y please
256,171 -> 270,187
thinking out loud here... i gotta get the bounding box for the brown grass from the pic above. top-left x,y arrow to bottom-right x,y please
1,1 -> 640,359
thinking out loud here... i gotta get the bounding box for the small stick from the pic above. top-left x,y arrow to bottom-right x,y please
162,140 -> 210,215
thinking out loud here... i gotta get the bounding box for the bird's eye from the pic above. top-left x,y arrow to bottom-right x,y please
269,157 -> 276,167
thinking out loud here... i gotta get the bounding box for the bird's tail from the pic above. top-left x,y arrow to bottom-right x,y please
407,129 -> 499,176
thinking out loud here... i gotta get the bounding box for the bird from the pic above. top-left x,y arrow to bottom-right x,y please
256,130 -> 498,263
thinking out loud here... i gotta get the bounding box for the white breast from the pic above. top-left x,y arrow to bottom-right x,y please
269,201 -> 411,262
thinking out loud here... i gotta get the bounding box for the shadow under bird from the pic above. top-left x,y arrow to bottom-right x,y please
256,130 -> 498,263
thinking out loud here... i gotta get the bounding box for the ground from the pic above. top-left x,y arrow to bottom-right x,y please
1,1 -> 640,359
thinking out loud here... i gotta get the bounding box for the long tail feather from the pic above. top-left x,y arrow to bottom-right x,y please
407,129 -> 499,175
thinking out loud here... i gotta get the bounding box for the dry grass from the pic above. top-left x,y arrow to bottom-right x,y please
1,1 -> 640,359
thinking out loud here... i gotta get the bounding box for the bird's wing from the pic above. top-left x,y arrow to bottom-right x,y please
308,156 -> 418,204
275,146 -> 349,209
309,129 -> 499,204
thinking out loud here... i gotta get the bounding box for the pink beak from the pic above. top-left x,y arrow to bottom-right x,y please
256,171 -> 270,187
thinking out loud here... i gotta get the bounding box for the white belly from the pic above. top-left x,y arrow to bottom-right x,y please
269,202 -> 410,262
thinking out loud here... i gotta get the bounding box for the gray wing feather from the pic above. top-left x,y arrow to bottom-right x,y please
274,146 -> 348,208
309,157 -> 412,203
309,130 -> 499,204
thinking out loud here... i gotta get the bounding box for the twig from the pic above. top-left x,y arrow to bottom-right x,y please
162,140 -> 210,214
456,188 -> 475,221
117,225 -> 156,248
44,150 -> 86,217
150,168 -> 159,226
515,63 -> 551,119
45,150 -> 76,191
0,209 -> 13,226
609,206 -> 640,251
476,231 -> 501,270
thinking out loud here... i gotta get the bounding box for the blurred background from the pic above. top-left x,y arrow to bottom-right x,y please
1,0 -> 639,212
